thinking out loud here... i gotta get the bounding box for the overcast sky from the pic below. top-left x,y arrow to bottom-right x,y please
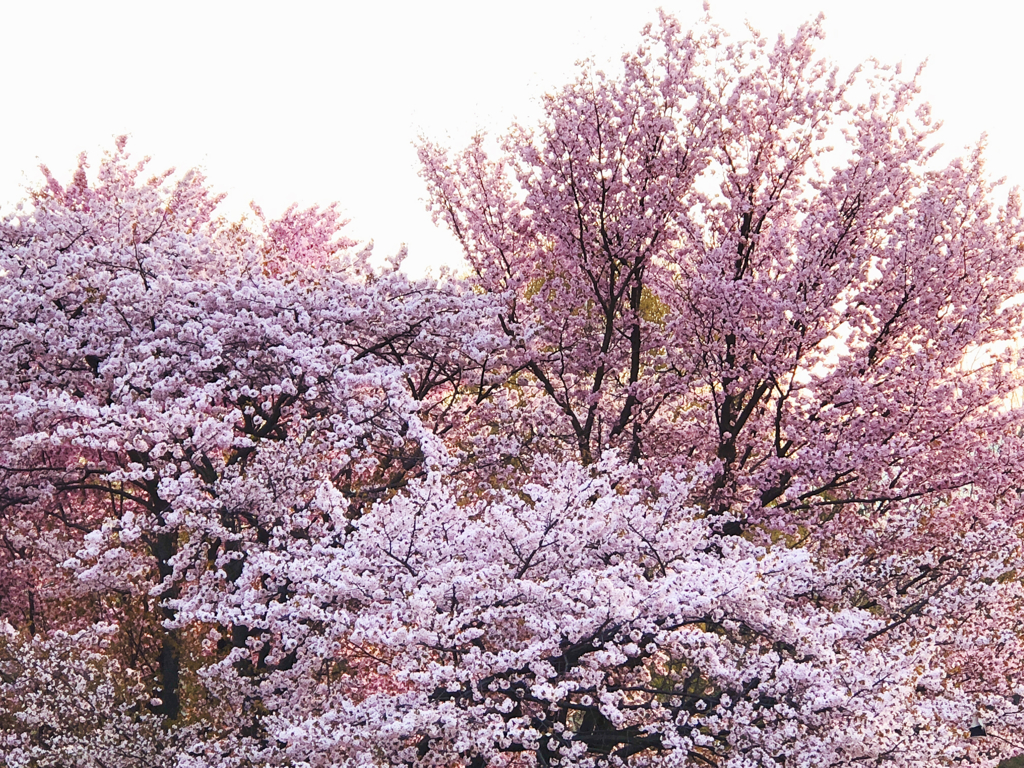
3,1 -> 1020,274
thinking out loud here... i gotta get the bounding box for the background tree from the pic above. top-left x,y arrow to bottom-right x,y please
416,10 -> 1024,766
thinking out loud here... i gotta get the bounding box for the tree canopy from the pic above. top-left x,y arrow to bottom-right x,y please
3,13 -> 1024,768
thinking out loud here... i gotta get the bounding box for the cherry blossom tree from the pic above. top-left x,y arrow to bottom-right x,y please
185,456 -> 1023,768
415,10 -> 1024,766
0,140 -> 503,763
3,11 -> 1024,768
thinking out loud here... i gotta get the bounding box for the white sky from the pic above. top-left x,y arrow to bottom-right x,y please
2,0 -> 1020,275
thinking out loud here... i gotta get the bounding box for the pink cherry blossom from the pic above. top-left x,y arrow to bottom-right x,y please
3,12 -> 1024,768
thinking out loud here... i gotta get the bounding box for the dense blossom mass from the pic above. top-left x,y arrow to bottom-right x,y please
3,12 -> 1024,768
